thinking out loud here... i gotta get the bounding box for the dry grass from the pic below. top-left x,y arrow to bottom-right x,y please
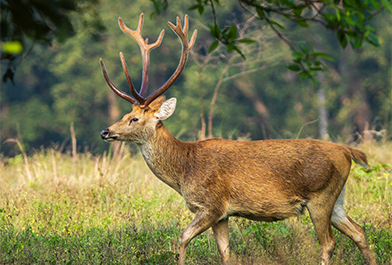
0,140 -> 391,264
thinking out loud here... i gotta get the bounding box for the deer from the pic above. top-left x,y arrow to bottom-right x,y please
99,14 -> 377,265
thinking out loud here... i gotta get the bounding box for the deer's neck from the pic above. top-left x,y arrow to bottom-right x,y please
137,122 -> 192,195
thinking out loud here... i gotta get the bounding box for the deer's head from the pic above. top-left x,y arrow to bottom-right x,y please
100,14 -> 196,144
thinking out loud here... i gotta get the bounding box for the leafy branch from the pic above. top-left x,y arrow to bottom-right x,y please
150,0 -> 391,83
1,0 -> 105,83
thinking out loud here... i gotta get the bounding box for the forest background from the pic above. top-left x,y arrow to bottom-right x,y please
1,0 -> 391,157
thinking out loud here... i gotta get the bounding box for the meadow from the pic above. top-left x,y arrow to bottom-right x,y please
1,140 -> 391,264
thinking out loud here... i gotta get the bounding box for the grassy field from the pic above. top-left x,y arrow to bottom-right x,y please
1,140 -> 391,264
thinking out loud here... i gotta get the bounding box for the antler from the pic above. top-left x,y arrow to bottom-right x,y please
142,15 -> 197,107
100,58 -> 136,104
119,14 -> 165,97
100,14 -> 197,108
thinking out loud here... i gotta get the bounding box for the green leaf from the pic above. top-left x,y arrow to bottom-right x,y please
237,38 -> 256,44
366,32 -> 380,46
299,43 -> 308,53
292,51 -> 305,58
226,43 -> 245,58
357,11 -> 365,28
233,45 -> 246,59
293,5 -> 306,16
188,4 -> 200,10
227,43 -> 235,52
346,31 -> 358,39
349,39 -> 356,49
330,5 -> 341,21
208,40 -> 219,53
343,0 -> 354,7
354,38 -> 363,49
152,0 -> 165,14
381,0 -> 392,12
269,20 -> 285,30
365,25 -> 376,32
287,64 -> 301,71
198,5 -> 205,15
337,31 -> 348,48
344,15 -> 355,26
280,0 -> 295,7
299,71 -> 308,78
2,41 -> 23,54
312,52 -> 334,61
256,7 -> 264,19
209,24 -> 221,39
295,19 -> 308,27
370,0 -> 381,11
228,25 -> 237,40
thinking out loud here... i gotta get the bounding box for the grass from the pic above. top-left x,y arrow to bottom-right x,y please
0,140 -> 391,264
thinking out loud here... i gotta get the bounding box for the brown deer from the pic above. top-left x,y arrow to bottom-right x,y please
99,14 -> 377,265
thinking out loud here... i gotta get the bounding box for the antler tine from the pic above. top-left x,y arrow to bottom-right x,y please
142,15 -> 197,107
100,58 -> 136,104
188,29 -> 197,50
118,15 -> 144,44
139,29 -> 164,98
118,14 -> 165,100
119,52 -> 143,104
183,14 -> 189,34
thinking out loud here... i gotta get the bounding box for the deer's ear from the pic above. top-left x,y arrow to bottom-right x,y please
148,95 -> 166,111
155,98 -> 176,120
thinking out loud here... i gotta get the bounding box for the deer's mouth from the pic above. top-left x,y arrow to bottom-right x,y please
100,129 -> 119,142
104,136 -> 118,142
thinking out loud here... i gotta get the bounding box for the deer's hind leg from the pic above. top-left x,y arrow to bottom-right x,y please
212,218 -> 230,265
331,187 -> 377,265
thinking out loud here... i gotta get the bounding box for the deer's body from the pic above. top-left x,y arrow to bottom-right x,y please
141,125 -> 351,221
99,14 -> 377,265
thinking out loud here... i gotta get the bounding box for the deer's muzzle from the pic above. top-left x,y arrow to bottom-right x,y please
100,129 -> 118,142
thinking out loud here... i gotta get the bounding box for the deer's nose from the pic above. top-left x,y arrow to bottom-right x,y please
100,129 -> 110,139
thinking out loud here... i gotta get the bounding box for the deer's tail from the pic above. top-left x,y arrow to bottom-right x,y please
348,147 -> 368,168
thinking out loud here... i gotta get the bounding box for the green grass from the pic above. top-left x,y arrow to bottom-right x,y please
1,141 -> 391,264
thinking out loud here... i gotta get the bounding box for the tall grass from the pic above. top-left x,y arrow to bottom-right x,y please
0,140 -> 391,264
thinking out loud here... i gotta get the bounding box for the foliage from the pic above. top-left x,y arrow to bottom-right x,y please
0,141 -> 391,264
151,0 -> 391,84
0,0 -> 105,83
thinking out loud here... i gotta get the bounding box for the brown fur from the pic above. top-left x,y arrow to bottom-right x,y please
101,97 -> 376,265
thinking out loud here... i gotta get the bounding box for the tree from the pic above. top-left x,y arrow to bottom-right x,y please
151,0 -> 391,84
0,0 -> 105,83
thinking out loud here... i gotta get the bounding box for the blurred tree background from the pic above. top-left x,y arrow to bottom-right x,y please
1,0 -> 391,157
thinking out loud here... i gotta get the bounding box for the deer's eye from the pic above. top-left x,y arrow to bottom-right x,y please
129,117 -> 139,125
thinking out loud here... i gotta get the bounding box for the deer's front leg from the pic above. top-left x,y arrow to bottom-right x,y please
178,211 -> 220,265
